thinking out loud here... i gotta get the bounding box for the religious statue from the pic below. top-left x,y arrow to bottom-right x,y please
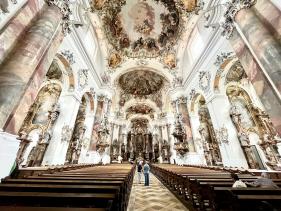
25,147 -> 36,167
16,131 -> 31,165
229,105 -> 243,132
237,131 -> 259,169
121,143 -> 126,160
48,102 -> 60,122
259,136 -> 280,170
61,125 -> 72,142
161,140 -> 170,163
198,121 -> 222,166
66,125 -> 86,164
32,133 -> 51,166
253,106 -> 277,136
111,139 -> 119,161
96,116 -> 110,153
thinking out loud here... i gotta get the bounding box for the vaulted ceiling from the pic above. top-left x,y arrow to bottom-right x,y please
89,0 -> 202,130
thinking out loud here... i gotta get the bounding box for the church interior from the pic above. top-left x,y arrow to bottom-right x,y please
0,0 -> 281,210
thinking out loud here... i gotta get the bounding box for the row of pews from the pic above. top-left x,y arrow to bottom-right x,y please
151,164 -> 281,211
0,164 -> 135,211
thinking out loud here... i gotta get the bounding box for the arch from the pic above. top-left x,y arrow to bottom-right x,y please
123,99 -> 160,114
55,53 -> 75,90
213,57 -> 237,92
82,91 -> 95,113
112,66 -> 173,86
127,114 -> 154,123
213,57 -> 248,94
189,90 -> 206,113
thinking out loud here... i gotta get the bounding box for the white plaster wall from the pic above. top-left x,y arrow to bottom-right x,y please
0,132 -> 20,179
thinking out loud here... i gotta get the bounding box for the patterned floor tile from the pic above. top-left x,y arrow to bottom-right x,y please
127,173 -> 189,211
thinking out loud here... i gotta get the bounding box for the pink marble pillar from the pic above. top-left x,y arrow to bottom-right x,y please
0,4 -> 62,129
0,0 -> 44,64
253,0 -> 281,41
5,24 -> 64,134
177,97 -> 195,151
235,7 -> 281,94
230,29 -> 281,134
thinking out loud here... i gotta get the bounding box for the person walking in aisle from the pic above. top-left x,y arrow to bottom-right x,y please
143,161 -> 150,186
137,161 -> 143,184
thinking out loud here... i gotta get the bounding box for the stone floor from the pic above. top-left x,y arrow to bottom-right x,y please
127,173 -> 189,211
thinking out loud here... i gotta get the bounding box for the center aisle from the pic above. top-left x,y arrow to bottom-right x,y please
127,172 -> 189,211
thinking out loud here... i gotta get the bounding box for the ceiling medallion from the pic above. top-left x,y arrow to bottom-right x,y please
92,0 -> 188,59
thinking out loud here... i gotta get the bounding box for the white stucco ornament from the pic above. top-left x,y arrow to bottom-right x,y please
199,71 -> 211,92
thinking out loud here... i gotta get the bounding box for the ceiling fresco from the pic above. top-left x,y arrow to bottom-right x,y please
118,69 -> 165,96
126,104 -> 155,119
91,0 -> 196,59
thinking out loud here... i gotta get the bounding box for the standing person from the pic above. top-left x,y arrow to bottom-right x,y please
143,161 -> 150,186
137,162 -> 143,184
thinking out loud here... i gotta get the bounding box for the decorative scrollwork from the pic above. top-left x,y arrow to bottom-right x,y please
199,71 -> 211,92
61,125 -> 73,142
214,51 -> 235,66
215,126 -> 229,144
61,50 -> 75,65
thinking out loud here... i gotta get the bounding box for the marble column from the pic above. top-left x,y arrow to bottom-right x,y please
253,0 -> 281,40
0,0 -> 44,64
0,4 -> 63,129
224,0 -> 281,96
229,29 -> 281,134
177,96 -> 195,151
235,7 -> 281,93
104,97 -> 112,116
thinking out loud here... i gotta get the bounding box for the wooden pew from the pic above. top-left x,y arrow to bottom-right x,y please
151,164 -> 281,211
0,164 -> 136,211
